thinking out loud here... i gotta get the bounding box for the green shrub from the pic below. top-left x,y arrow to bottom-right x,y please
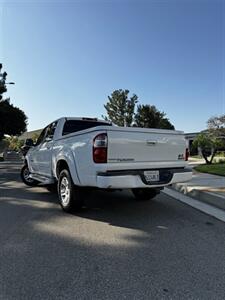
216,151 -> 225,157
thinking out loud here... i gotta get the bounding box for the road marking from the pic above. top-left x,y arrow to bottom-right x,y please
163,188 -> 225,223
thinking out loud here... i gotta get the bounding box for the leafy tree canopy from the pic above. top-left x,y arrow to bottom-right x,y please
103,89 -> 174,130
207,115 -> 225,136
103,89 -> 138,127
134,104 -> 174,129
0,63 -> 7,100
193,114 -> 225,164
0,64 -> 27,140
5,136 -> 24,152
0,99 -> 27,140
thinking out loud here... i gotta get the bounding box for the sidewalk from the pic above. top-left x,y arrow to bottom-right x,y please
172,163 -> 225,210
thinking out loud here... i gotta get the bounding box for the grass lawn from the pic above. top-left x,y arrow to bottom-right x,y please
194,163 -> 225,177
190,155 -> 203,159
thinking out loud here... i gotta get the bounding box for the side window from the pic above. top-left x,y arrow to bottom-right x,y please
35,127 -> 48,146
45,122 -> 58,140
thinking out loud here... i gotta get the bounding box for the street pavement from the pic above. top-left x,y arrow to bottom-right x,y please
0,163 -> 225,300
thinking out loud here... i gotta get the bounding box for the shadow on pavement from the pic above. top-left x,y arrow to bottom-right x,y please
1,164 -> 225,300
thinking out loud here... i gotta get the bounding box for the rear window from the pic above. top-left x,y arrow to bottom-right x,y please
62,120 -> 112,136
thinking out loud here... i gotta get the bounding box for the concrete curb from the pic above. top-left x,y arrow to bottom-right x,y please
171,183 -> 225,211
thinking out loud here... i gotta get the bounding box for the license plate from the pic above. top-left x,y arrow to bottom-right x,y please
144,170 -> 159,182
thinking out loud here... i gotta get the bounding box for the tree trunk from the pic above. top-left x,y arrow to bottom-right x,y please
209,149 -> 217,164
201,150 -> 210,164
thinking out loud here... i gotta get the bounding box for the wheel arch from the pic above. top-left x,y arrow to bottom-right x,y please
56,160 -> 69,177
55,157 -> 80,185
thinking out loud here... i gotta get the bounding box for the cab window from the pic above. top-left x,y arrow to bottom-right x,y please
35,127 -> 48,146
45,122 -> 58,140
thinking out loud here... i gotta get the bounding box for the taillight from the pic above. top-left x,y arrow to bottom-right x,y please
93,133 -> 107,163
185,148 -> 189,161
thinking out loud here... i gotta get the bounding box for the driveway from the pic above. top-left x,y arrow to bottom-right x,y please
0,163 -> 225,299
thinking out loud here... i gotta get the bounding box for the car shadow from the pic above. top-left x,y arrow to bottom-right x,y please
0,163 -> 215,234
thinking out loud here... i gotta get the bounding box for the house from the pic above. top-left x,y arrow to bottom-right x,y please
185,131 -> 225,156
18,129 -> 42,141
185,132 -> 200,155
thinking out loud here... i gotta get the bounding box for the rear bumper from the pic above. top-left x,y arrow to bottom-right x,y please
96,168 -> 192,189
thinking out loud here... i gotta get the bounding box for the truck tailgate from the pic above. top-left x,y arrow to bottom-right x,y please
107,128 -> 186,164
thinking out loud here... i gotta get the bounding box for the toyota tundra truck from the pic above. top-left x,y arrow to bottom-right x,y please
21,117 -> 192,212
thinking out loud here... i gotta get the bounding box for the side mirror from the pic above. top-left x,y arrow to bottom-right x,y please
25,138 -> 34,147
45,136 -> 53,142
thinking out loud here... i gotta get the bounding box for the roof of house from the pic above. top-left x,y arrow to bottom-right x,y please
18,129 -> 43,141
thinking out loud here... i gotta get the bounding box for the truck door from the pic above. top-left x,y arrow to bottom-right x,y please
29,122 -> 57,177
37,122 -> 57,177
28,127 -> 47,174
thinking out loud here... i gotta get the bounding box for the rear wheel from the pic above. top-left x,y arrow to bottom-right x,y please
58,169 -> 84,212
132,188 -> 159,201
20,165 -> 39,187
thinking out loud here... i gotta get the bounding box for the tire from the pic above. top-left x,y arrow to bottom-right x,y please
20,165 -> 39,187
132,188 -> 159,201
58,169 -> 84,212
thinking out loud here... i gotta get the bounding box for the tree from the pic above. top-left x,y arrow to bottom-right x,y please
103,89 -> 138,126
0,63 -> 7,100
0,99 -> 27,140
192,132 -> 223,164
5,136 -> 24,152
192,114 -> 225,164
0,64 -> 27,140
103,89 -> 175,129
134,104 -> 175,129
207,115 -> 225,136
0,139 -> 10,153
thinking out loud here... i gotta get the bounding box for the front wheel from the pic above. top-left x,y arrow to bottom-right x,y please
132,188 -> 159,201
58,169 -> 84,213
20,165 -> 39,187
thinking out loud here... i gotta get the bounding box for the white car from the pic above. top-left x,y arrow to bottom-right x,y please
21,117 -> 192,212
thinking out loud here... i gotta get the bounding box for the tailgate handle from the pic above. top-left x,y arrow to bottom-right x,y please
146,140 -> 157,145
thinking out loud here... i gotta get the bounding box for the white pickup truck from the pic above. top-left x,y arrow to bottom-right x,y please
21,117 -> 192,212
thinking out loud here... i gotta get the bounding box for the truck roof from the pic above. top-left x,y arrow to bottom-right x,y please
58,117 -> 111,124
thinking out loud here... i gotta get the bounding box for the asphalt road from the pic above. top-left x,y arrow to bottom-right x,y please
0,163 -> 225,300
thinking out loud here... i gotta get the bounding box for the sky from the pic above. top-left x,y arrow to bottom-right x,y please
0,0 -> 224,133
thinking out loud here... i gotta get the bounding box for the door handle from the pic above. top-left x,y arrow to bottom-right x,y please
146,140 -> 157,146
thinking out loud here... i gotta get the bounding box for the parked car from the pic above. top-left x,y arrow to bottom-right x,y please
21,117 -> 192,212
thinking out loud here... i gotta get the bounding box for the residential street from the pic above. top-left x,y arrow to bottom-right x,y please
0,163 -> 225,300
